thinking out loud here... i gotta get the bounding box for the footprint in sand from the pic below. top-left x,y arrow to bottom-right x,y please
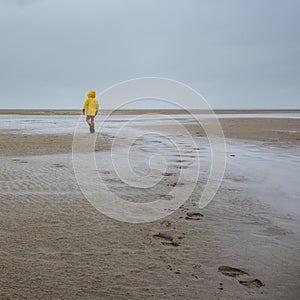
160,194 -> 174,200
185,211 -> 203,220
153,232 -> 174,241
167,182 -> 184,187
218,266 -> 248,277
161,241 -> 180,247
160,220 -> 171,227
163,172 -> 174,177
238,279 -> 264,288
53,163 -> 64,168
101,170 -> 111,175
153,232 -> 180,247
176,159 -> 183,163
219,266 -> 264,289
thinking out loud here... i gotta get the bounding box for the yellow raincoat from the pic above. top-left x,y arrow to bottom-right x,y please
83,90 -> 99,116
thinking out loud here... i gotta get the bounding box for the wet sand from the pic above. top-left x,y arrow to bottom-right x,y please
1,118 -> 299,157
189,117 -> 300,142
1,109 -> 300,115
0,116 -> 299,299
0,133 -> 112,156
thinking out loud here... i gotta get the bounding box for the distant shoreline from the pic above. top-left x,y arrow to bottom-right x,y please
1,109 -> 300,115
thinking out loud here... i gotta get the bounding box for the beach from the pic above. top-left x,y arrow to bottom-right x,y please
0,112 -> 300,299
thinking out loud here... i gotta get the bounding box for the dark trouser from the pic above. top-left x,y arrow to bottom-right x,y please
86,116 -> 95,133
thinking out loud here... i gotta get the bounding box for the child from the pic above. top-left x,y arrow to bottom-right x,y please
82,90 -> 99,133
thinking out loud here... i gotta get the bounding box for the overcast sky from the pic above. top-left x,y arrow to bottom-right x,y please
0,0 -> 299,109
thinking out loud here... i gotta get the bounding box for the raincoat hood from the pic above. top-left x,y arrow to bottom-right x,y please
87,90 -> 96,98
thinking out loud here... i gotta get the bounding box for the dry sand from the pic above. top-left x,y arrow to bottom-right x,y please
0,116 -> 299,299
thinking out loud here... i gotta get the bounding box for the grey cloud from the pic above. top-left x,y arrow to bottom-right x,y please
0,0 -> 299,109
